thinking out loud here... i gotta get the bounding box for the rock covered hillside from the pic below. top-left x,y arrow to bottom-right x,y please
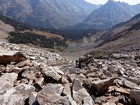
76,13 -> 140,54
0,42 -> 140,105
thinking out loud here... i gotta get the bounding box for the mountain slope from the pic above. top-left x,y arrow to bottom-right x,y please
0,0 -> 97,29
91,13 -> 140,53
0,15 -> 67,49
78,0 -> 140,30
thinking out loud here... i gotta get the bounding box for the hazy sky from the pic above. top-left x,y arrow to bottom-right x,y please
85,0 -> 140,5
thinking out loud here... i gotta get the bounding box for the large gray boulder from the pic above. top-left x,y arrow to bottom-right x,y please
44,66 -> 63,82
72,79 -> 94,105
0,73 -> 18,91
0,83 -> 35,105
37,84 -> 64,105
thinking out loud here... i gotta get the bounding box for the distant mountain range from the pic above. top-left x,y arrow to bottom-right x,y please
76,0 -> 140,30
0,0 -> 139,31
0,0 -> 98,29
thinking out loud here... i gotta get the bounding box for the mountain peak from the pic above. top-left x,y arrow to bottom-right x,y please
108,0 -> 114,3
108,0 -> 114,2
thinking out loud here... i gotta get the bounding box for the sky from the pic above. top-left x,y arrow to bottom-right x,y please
85,0 -> 140,5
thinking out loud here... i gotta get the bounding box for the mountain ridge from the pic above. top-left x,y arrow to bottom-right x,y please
75,0 -> 140,30
0,0 -> 98,29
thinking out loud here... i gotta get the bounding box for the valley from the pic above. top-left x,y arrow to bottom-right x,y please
0,0 -> 140,105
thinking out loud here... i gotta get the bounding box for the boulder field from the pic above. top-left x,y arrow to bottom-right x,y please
0,42 -> 139,105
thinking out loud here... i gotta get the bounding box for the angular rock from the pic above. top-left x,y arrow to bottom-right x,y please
33,78 -> 44,92
45,67 -> 62,82
109,86 -> 130,95
0,51 -> 27,65
35,78 -> 44,86
91,78 -> 115,95
72,79 -> 83,92
63,83 -> 71,96
73,88 -> 94,105
0,83 -> 35,105
37,84 -> 64,105
0,73 -> 18,85
0,82 -> 13,93
83,96 -> 94,105
22,70 -> 37,81
123,79 -> 138,89
0,88 -> 24,105
54,96 -> 77,105
15,83 -> 35,97
29,92 -> 38,105
72,79 -> 94,105
130,88 -> 140,105
115,87 -> 130,95
15,60 -> 31,68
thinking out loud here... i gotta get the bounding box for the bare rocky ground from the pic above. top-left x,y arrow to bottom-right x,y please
0,42 -> 140,105
0,20 -> 15,42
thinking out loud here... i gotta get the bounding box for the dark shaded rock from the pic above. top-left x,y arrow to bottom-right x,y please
0,51 -> 27,65
91,78 -> 115,95
130,88 -> 140,105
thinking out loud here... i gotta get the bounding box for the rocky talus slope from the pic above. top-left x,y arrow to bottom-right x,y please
0,42 -> 140,105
